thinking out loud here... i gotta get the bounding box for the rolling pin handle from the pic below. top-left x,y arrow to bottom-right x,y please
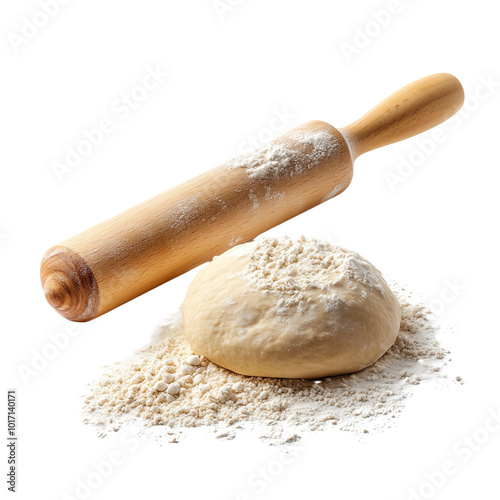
340,73 -> 464,159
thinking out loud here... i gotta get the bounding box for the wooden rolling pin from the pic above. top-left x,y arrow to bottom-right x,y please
41,73 -> 464,321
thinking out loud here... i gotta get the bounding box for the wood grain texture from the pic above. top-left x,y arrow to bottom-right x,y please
40,246 -> 99,321
340,73 -> 464,159
41,121 -> 353,321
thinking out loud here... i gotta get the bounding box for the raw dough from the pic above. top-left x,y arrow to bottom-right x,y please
182,237 -> 401,379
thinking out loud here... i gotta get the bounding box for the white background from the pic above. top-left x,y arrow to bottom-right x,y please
1,1 -> 499,499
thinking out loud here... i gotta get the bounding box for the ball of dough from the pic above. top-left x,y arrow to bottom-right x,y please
182,237 -> 401,379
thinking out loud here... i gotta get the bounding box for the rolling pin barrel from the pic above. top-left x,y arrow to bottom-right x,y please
41,73 -> 464,322
41,121 -> 353,321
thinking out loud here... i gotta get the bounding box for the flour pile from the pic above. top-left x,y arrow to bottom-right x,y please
82,284 -> 455,443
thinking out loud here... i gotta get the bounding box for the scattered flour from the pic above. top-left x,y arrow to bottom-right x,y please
226,128 -> 339,180
82,282 -> 456,443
